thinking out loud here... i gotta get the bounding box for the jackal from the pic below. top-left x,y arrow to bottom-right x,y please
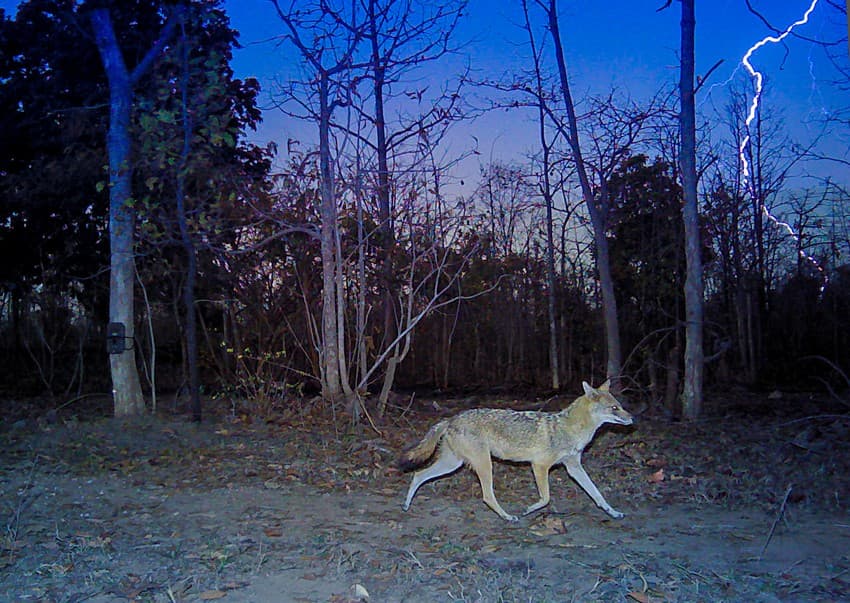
399,381 -> 633,522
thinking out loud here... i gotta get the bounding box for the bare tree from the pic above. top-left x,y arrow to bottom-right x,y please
351,0 -> 468,411
272,0 -> 367,403
521,0 -> 560,389
474,163 -> 538,258
540,0 -> 623,385
707,82 -> 801,382
273,0 -> 479,418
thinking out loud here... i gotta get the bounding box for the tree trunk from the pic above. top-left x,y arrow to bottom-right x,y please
354,168 -> 367,422
334,222 -> 355,403
523,0 -> 559,390
365,0 -> 400,415
367,0 -> 397,362
91,9 -> 146,416
543,171 -> 560,391
679,0 -> 704,419
176,20 -> 201,422
546,0 -> 622,384
318,74 -> 343,401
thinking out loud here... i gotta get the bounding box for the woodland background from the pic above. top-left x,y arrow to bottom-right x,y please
1,0 -> 848,420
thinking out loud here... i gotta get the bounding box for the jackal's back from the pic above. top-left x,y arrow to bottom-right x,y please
441,408 -> 562,462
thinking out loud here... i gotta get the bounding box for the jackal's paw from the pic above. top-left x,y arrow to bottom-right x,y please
503,514 -> 519,522
606,508 -> 625,519
402,502 -> 410,512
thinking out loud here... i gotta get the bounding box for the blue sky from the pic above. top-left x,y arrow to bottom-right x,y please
220,0 -> 847,190
2,0 -> 846,190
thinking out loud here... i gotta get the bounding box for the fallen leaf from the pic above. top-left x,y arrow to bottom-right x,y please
528,515 -> 568,536
648,468 -> 665,483
199,590 -> 227,600
350,583 -> 369,600
627,592 -> 650,603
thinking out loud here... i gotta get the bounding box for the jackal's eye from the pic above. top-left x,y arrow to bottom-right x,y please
610,405 -> 619,412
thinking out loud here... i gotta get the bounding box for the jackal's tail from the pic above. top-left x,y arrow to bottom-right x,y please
398,419 -> 449,472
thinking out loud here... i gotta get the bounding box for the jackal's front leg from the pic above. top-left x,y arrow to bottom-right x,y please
564,457 -> 625,519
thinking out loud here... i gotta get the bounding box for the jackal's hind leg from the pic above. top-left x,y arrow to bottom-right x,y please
523,462 -> 552,516
469,454 -> 518,522
402,448 -> 463,511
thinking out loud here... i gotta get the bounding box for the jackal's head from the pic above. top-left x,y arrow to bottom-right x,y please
582,380 -> 633,426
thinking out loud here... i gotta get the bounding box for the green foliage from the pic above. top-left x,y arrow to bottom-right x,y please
0,0 -> 272,396
133,1 -> 271,250
0,0 -> 109,302
608,155 -> 685,314
606,155 -> 686,386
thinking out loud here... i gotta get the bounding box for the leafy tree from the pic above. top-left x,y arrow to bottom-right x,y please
132,2 -> 270,419
607,155 -> 686,408
0,1 -> 111,393
0,0 -> 270,410
90,2 -> 183,416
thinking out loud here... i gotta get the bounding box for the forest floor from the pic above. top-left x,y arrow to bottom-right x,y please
1,389 -> 849,603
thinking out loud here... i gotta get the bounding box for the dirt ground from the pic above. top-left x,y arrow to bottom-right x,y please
1,391 -> 849,602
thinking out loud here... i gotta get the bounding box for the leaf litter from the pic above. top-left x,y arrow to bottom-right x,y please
0,391 -> 848,601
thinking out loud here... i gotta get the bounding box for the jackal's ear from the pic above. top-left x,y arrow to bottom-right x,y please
598,379 -> 611,392
582,381 -> 595,397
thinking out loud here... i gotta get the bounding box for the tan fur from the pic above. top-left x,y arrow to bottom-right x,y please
399,381 -> 633,522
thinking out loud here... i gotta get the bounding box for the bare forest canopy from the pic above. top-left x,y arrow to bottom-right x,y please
1,0 -> 848,414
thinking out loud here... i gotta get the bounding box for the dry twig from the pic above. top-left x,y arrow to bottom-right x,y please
760,484 -> 793,558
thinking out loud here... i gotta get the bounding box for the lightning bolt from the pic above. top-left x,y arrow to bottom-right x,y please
739,0 -> 819,185
738,0 -> 825,282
